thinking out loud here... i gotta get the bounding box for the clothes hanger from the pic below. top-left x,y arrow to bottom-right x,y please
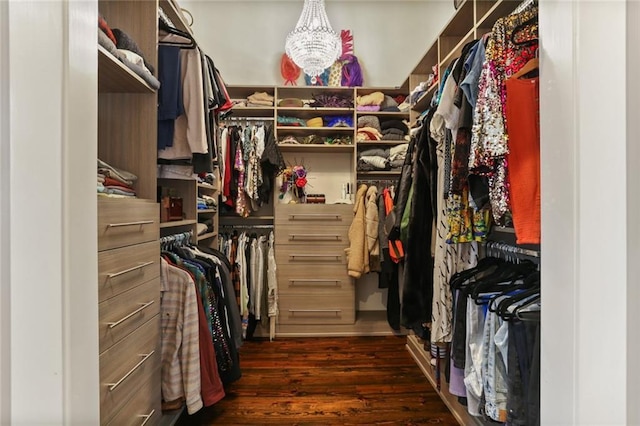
510,49 -> 539,80
158,19 -> 196,49
511,15 -> 538,47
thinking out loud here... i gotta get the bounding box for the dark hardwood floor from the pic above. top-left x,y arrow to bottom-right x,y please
176,336 -> 459,426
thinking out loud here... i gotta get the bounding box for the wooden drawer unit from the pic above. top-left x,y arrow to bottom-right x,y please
99,278 -> 160,352
100,316 -> 159,425
98,198 -> 159,251
275,204 -> 353,225
276,244 -> 347,265
274,223 -> 348,247
278,265 -> 353,297
106,368 -> 161,426
98,240 -> 160,302
279,294 -> 355,325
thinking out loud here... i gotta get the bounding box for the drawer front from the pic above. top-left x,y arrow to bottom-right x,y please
278,267 -> 354,297
98,198 -> 159,251
100,316 -> 159,425
275,204 -> 353,225
279,294 -> 355,325
98,240 -> 160,302
99,278 -> 160,353
276,245 -> 347,265
274,224 -> 349,247
106,368 -> 161,426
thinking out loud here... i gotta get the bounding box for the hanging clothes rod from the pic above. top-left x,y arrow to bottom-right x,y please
160,230 -> 193,248
220,117 -> 275,122
219,224 -> 274,229
485,240 -> 540,259
512,0 -> 536,15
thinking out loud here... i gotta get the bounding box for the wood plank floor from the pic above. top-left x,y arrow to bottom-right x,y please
176,336 -> 459,425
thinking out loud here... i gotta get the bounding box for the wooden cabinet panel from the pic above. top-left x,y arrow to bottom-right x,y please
98,240 -> 160,302
275,204 -> 353,225
276,245 -> 347,265
98,198 -> 159,251
99,316 -> 159,425
278,294 -> 355,325
99,278 -> 160,353
277,267 -> 354,297
274,223 -> 349,247
106,367 -> 161,426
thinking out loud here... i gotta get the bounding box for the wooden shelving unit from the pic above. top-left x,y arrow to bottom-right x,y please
159,219 -> 197,229
98,46 -> 155,93
277,143 -> 355,153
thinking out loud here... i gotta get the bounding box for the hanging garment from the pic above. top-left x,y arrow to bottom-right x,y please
346,184 -> 369,278
505,77 -> 541,244
365,185 -> 381,272
160,258 -> 203,414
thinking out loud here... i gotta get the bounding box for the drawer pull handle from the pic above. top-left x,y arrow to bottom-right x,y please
138,409 -> 155,426
289,279 -> 341,286
107,261 -> 154,279
107,220 -> 154,229
107,350 -> 155,392
289,254 -> 341,260
288,214 -> 342,221
289,309 -> 341,314
108,301 -> 155,329
289,234 -> 341,241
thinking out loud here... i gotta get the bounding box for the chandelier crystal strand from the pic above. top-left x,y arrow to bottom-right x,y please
285,0 -> 341,79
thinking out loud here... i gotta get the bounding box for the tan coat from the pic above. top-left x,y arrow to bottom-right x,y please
346,184 -> 369,278
365,185 -> 381,272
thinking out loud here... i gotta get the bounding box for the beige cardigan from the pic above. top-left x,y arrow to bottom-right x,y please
365,185 -> 381,272
346,184 -> 369,278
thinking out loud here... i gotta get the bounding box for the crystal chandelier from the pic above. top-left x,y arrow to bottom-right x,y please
285,0 -> 341,79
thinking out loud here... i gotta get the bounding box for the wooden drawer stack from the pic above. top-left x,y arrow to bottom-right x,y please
275,204 -> 355,326
97,198 -> 161,426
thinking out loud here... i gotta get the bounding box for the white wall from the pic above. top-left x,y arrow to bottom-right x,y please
1,0 -> 99,424
541,0 -> 635,423
181,0 -> 455,87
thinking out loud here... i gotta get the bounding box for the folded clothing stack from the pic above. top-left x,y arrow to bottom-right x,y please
358,148 -> 390,171
98,16 -> 160,90
357,127 -> 383,141
357,143 -> 409,171
97,158 -> 137,198
197,195 -> 217,210
356,91 -> 384,111
197,217 -> 214,235
247,92 -> 274,107
380,119 -> 410,141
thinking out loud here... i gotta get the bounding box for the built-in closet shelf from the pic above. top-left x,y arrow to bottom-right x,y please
440,28 -> 476,69
228,106 -> 275,117
441,0 -> 474,37
197,183 -> 217,191
412,83 -> 439,112
97,46 -> 155,94
355,111 -> 410,119
197,209 -> 216,214
357,171 -> 401,176
197,232 -> 217,241
356,86 -> 409,96
159,407 -> 185,426
276,310 -> 405,337
159,0 -> 194,37
276,127 -> 355,135
277,144 -> 354,153
476,0 -> 520,31
357,141 -> 409,146
278,107 -> 354,113
159,219 -> 197,228
220,215 -> 275,220
406,335 -> 491,426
